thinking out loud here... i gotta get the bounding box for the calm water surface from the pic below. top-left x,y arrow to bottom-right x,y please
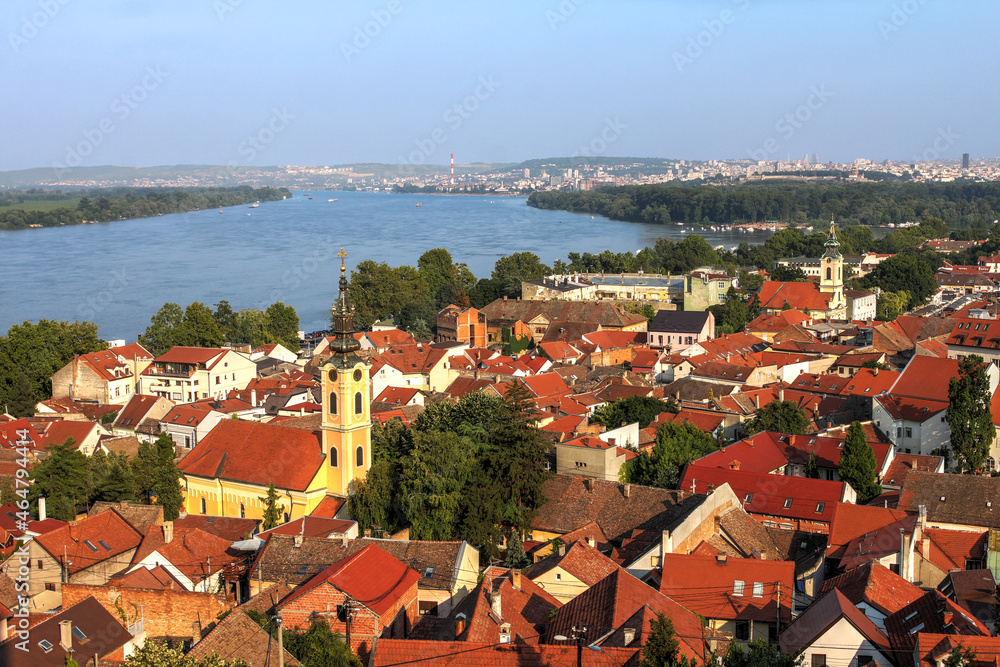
0,191 -> 783,340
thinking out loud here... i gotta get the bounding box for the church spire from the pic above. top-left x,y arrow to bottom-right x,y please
824,220 -> 842,259
330,247 -> 361,355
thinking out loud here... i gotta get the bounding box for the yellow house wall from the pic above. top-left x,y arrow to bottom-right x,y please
528,566 -> 586,604
182,473 -> 330,521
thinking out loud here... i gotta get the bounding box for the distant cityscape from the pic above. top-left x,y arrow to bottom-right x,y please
2,154 -> 998,192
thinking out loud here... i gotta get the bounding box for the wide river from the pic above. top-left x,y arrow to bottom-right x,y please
0,191 -> 788,341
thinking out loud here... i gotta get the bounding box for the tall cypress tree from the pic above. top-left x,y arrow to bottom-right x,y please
258,481 -> 282,530
947,355 -> 994,473
838,421 -> 882,503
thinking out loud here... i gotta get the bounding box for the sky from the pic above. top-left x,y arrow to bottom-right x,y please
2,0 -> 998,170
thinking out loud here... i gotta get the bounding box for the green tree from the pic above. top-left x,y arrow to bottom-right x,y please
862,254 -> 937,306
214,300 -> 239,342
943,645 -> 976,667
89,450 -> 137,503
134,433 -> 184,520
804,451 -> 820,479
838,421 -> 882,503
947,355 -> 995,473
124,640 -> 252,666
418,248 -> 476,308
349,458 -> 401,535
232,308 -> 269,347
875,290 -> 910,321
258,481 -> 282,530
503,530 -> 530,569
492,252 -> 550,298
29,438 -> 88,520
592,395 -> 670,431
861,359 -> 891,371
637,613 -> 689,667
399,430 -> 474,540
182,301 -> 224,348
281,620 -> 363,667
348,261 -> 430,329
744,400 -> 810,435
770,266 -> 810,282
722,639 -> 802,667
139,303 -> 186,355
264,301 -> 301,351
0,319 -> 104,411
621,422 -> 718,489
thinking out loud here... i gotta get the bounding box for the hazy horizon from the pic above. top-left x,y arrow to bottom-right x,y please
4,1 -> 998,171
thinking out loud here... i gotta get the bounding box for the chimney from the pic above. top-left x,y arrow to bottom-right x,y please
38,496 -> 46,521
364,528 -> 372,538
586,535 -> 595,548
341,534 -> 349,547
716,553 -> 728,565
754,394 -> 760,408
779,388 -> 785,402
59,619 -> 73,652
163,520 -> 174,544
294,534 -> 303,548
609,437 -> 616,447
251,389 -> 257,406
455,617 -> 466,637
729,459 -> 741,470
490,590 -> 502,618
512,569 -> 522,589
623,484 -> 631,498
713,514 -> 722,533
584,478 -> 594,492
558,542 -> 566,556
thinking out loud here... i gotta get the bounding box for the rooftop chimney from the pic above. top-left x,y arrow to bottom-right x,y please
59,619 -> 73,652
163,520 -> 174,544
608,437 -> 616,447
623,484 -> 631,498
364,528 -> 372,538
558,542 -> 566,556
251,389 -> 257,406
294,534 -> 303,548
716,553 -> 728,565
586,536 -> 595,548
491,590 -> 502,619
38,496 -> 46,522
584,478 -> 594,493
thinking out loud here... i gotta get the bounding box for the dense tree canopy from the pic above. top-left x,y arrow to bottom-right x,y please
139,300 -> 300,355
0,319 -> 104,416
744,400 -> 810,436
621,422 -> 719,489
838,421 -> 882,503
860,254 -> 938,306
592,395 -> 671,430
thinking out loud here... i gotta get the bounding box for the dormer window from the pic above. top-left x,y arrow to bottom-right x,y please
733,580 -> 745,596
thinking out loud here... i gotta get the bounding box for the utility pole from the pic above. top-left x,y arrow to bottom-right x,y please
775,580 -> 782,634
574,625 -> 587,667
275,613 -> 284,667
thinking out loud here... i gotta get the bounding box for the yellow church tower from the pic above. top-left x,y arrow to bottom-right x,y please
320,248 -> 372,496
818,220 -> 847,319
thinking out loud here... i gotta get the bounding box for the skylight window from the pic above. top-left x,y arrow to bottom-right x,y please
816,503 -> 825,513
84,540 -> 98,552
424,567 -> 435,579
98,540 -> 111,551
39,639 -> 53,652
908,622 -> 925,635
72,627 -> 87,641
752,582 -> 764,597
733,581 -> 745,596
783,499 -> 792,509
297,564 -> 309,575
744,493 -> 753,503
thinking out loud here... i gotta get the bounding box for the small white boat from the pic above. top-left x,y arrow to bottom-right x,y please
329,198 -> 338,202
249,202 -> 259,208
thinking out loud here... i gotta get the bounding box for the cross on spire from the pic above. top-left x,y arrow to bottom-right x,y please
338,247 -> 348,271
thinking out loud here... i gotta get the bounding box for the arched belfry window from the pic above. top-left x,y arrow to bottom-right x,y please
356,446 -> 364,467
355,391 -> 363,415
329,391 -> 338,414
330,446 -> 339,467
826,267 -> 832,281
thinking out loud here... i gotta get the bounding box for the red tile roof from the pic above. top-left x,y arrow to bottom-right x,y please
35,509 -> 142,574
758,281 -> 833,312
549,568 -> 706,663
73,349 -> 133,382
882,454 -> 944,487
113,394 -> 169,430
679,465 -> 844,524
827,503 -> 911,559
177,419 -> 325,492
518,372 -> 570,399
875,394 -> 947,422
374,386 -> 422,405
37,420 -> 100,449
885,590 -> 991,652
892,355 -> 962,402
161,404 -> 215,427
279,544 -> 420,616
258,516 -> 356,540
820,561 -> 924,617
109,342 -> 153,361
310,495 -> 347,518
132,524 -> 241,584
746,310 -> 812,333
524,540 -> 621,588
653,410 -> 725,434
659,553 -> 794,622
0,418 -> 42,450
945,317 -> 1000,349
153,346 -> 228,366
919,528 -> 987,572
915,634 -> 1000,667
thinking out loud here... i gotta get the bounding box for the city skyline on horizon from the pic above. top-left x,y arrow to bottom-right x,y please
4,1 -> 998,172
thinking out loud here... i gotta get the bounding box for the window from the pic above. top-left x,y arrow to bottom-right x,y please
84,540 -> 98,552
783,498 -> 792,509
896,427 -> 902,438
45,582 -> 56,591
201,497 -> 207,514
734,620 -> 749,640
718,281 -> 726,289
905,427 -> 912,438
811,655 -> 826,667
826,267 -> 832,281
355,391 -> 363,414
330,447 -> 338,467
857,656 -> 872,667
329,391 -> 338,414
38,639 -> 54,653
555,573 -> 562,581
37,560 -> 43,570
423,567 -> 435,579
752,582 -> 764,597
744,493 -> 753,503
418,600 -> 439,616
356,446 -> 364,467
72,627 -> 87,642
240,503 -> 246,518
987,457 -> 996,473
733,580 -> 745,596
215,377 -> 220,385
966,559 -> 983,570
815,502 -> 825,513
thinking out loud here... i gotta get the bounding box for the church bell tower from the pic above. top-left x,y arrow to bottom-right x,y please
818,221 -> 846,318
320,248 -> 372,496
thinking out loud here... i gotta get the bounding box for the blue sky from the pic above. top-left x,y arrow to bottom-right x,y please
2,0 -> 997,169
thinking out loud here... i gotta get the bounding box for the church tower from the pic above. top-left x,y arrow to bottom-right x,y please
320,248 -> 372,496
818,221 -> 846,318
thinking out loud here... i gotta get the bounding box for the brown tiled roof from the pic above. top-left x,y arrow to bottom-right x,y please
240,581 -> 295,616
348,538 -> 468,591
187,609 -> 300,666
717,509 -> 783,560
98,435 -> 141,457
89,501 -> 163,534
898,471 -> 1000,530
481,299 -> 647,330
133,524 -> 242,585
175,514 -> 260,542
779,588 -> 892,659
373,640 -> 638,666
885,590 -> 991,652
251,534 -> 351,585
937,569 -> 998,627
36,509 -> 142,574
531,475 -> 707,544
765,528 -> 827,577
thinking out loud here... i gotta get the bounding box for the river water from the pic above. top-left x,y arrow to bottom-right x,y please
0,191 -> 785,341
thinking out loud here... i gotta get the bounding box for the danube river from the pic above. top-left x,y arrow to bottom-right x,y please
0,191 -> 782,341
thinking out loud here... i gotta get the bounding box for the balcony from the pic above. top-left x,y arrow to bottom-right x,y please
145,366 -> 195,379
